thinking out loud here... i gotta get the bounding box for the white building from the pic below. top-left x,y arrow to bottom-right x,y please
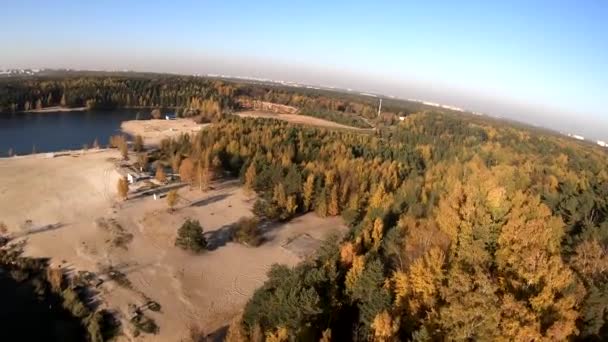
597,140 -> 607,147
127,173 -> 137,184
127,172 -> 150,184
567,133 -> 585,141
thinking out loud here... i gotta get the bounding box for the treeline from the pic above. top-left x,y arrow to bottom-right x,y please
1,74 -> 444,126
156,112 -> 608,341
0,76 -> 236,114
235,82 -> 436,119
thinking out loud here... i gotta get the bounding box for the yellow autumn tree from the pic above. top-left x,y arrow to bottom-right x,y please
369,182 -> 388,210
285,195 -> 298,216
371,218 -> 384,249
340,242 -> 355,266
244,162 -> 257,195
273,183 -> 287,208
345,255 -> 365,292
265,326 -> 288,342
406,247 -> 445,313
391,271 -> 409,309
328,185 -> 340,216
571,239 -> 608,278
371,310 -> 399,342
303,173 -> 315,211
496,192 -> 583,340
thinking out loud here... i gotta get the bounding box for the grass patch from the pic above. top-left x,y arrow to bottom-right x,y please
232,217 -> 264,247
96,218 -> 134,250
100,265 -> 133,289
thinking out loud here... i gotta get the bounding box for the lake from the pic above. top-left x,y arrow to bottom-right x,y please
0,109 -> 148,157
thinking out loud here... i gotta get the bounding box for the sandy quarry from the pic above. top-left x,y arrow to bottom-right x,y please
0,149 -> 346,341
237,111 -> 372,131
121,118 -> 206,145
121,112 -> 368,148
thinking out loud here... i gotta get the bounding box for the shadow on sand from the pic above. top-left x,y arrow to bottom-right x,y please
203,224 -> 236,251
190,193 -> 232,207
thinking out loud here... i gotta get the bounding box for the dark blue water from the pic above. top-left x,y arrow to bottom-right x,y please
0,109 -> 148,157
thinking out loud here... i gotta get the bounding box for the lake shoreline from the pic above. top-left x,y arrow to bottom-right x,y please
0,147 -> 112,160
0,106 -> 182,116
0,109 -> 144,157
23,106 -> 88,113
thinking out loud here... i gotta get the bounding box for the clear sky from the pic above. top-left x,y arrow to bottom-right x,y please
2,0 -> 607,139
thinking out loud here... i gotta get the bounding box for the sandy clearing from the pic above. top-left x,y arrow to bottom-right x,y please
101,181 -> 346,339
121,118 -> 206,146
237,110 -> 373,131
0,149 -> 120,232
0,150 -> 347,341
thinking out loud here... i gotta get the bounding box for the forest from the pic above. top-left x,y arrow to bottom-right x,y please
153,111 -> 608,341
0,73 -> 441,126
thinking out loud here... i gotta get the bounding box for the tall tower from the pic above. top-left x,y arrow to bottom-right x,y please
377,98 -> 383,117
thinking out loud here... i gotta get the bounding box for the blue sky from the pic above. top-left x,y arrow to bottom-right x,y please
2,0 -> 607,138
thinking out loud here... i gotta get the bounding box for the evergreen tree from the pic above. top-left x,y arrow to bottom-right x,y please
175,219 -> 207,253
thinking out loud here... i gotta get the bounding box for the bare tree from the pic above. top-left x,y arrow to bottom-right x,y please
134,135 -> 144,152
137,153 -> 149,171
118,140 -> 128,160
197,161 -> 212,192
167,189 -> 178,212
155,164 -> 167,183
117,177 -> 129,201
109,135 -> 129,160
179,158 -> 195,185
171,154 -> 182,174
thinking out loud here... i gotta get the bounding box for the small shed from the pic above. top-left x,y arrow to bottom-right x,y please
127,173 -> 136,184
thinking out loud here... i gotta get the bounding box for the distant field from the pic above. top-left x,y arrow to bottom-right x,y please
236,111 -> 374,131
298,109 -> 372,128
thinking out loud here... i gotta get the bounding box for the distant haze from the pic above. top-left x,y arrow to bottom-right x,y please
2,1 -> 606,140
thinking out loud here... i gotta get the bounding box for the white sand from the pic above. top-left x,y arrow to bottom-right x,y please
0,149 -> 120,232
121,119 -> 206,146
0,151 -> 346,340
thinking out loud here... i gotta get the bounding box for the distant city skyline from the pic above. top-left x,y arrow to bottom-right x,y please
2,0 -> 606,139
